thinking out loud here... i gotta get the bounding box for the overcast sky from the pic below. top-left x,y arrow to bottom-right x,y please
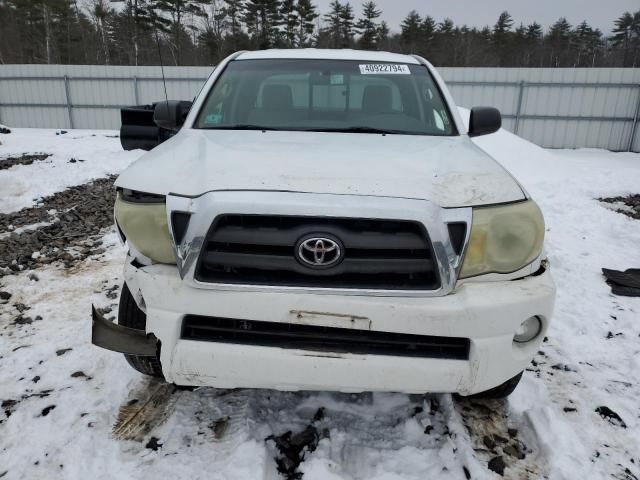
313,0 -> 638,35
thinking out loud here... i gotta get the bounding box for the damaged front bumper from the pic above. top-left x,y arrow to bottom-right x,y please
116,258 -> 555,394
91,305 -> 158,356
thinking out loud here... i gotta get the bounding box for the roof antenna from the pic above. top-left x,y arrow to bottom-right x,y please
154,28 -> 169,107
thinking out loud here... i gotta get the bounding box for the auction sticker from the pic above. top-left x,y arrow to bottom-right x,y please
359,64 -> 411,75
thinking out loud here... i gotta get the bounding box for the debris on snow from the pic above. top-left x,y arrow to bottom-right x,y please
0,154 -> 51,171
602,268 -> 640,297
595,406 -> 627,428
145,437 -> 162,451
599,194 -> 640,220
487,455 -> 506,476
267,417 -> 323,480
40,405 -> 56,417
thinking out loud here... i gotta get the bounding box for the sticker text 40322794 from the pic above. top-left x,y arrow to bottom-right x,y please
359,64 -> 411,75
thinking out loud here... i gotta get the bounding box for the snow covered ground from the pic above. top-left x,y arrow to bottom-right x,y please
1,124 -> 639,480
0,129 -> 139,214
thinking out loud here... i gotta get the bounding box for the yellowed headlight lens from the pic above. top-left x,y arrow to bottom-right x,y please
114,193 -> 176,264
459,200 -> 545,279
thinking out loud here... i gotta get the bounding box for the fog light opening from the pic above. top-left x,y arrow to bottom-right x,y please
513,316 -> 542,344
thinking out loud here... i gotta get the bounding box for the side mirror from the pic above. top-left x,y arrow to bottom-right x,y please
468,107 -> 501,137
153,100 -> 193,131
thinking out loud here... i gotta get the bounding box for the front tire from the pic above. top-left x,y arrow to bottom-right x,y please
118,283 -> 164,379
463,372 -> 523,400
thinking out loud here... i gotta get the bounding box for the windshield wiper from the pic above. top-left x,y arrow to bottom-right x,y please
200,124 -> 279,131
200,125 -> 407,134
300,126 -> 402,134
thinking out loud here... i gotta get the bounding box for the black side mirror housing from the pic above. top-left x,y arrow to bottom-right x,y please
468,107 -> 501,137
153,100 -> 193,131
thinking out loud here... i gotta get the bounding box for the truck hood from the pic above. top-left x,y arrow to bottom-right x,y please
115,129 -> 525,208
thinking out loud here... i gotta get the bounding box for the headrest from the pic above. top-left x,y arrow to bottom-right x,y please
362,85 -> 392,113
262,84 -> 293,110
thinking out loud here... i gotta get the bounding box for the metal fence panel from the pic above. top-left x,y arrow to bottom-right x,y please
0,64 -> 639,151
437,67 -> 640,151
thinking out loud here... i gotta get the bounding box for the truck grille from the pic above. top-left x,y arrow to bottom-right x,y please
195,215 -> 440,290
182,315 -> 470,360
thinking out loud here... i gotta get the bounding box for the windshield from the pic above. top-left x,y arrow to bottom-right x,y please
194,59 -> 456,136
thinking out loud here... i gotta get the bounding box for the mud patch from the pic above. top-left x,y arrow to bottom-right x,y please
599,195 -> 640,220
0,154 -> 51,171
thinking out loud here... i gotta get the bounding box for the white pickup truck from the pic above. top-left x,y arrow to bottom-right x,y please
92,49 -> 555,399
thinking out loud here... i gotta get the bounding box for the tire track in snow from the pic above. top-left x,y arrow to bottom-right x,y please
112,379 -> 179,441
112,388 -> 468,479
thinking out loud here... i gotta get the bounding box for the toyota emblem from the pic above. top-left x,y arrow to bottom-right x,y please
296,235 -> 344,269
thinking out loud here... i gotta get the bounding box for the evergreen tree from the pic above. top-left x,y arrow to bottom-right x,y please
420,15 -> 436,55
523,22 -> 543,66
338,2 -> 355,47
243,0 -> 282,48
356,1 -> 381,50
612,11 -> 640,67
118,0 -> 154,65
322,0 -> 342,48
199,0 -> 228,63
400,10 -> 421,52
512,23 -> 527,65
432,18 -> 454,64
574,21 -> 603,66
526,22 -> 543,41
153,0 -> 207,65
281,0 -> 298,46
547,17 -> 572,66
377,20 -> 389,49
295,0 -> 318,47
0,2 -> 638,68
223,0 -> 243,38
90,0 -> 113,64
492,11 -> 513,66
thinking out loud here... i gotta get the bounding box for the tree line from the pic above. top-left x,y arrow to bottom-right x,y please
0,0 -> 639,67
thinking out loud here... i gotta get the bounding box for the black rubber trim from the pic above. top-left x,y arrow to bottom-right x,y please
447,222 -> 466,255
181,315 -> 470,360
118,188 -> 166,204
171,211 -> 191,244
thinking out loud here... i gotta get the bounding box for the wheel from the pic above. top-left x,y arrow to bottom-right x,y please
464,372 -> 523,400
118,283 -> 164,379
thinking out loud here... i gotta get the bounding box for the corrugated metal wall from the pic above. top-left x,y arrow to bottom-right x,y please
439,67 -> 640,152
1,64 -> 639,151
0,65 -> 212,130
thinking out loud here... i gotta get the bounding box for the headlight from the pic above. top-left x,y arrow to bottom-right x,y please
459,200 -> 544,279
114,190 -> 176,264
